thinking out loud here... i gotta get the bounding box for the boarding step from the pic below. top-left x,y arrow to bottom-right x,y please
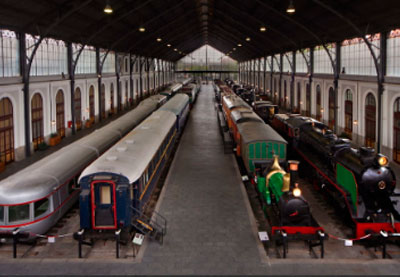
130,206 -> 167,245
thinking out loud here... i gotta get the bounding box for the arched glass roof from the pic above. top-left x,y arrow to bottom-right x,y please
176,45 -> 238,71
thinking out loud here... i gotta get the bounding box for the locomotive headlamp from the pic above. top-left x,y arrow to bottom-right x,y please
288,160 -> 299,171
377,155 -> 388,166
378,181 -> 386,190
293,187 -> 302,197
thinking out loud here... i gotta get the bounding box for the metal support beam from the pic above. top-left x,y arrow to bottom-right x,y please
309,48 -> 314,115
263,57 -> 267,95
334,43 -> 341,133
377,32 -> 387,152
96,47 -> 102,122
115,53 -> 121,112
139,57 -> 144,100
129,53 -> 135,107
146,58 -> 151,96
270,57 -> 274,99
19,33 -> 30,158
67,42 -> 76,135
291,51 -> 296,112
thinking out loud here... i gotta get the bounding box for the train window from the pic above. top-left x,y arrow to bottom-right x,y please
34,198 -> 49,218
100,186 -> 111,204
0,206 -> 3,223
9,204 -> 30,223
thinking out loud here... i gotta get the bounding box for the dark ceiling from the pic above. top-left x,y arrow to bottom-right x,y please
0,0 -> 399,62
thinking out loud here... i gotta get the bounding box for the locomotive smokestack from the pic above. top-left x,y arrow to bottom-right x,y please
288,160 -> 300,189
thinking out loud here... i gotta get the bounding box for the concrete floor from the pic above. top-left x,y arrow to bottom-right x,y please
1,84 -> 400,275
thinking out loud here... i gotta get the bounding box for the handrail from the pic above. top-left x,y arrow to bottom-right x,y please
130,206 -> 167,236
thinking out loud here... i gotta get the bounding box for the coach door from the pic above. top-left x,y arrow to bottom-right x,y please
91,181 -> 117,229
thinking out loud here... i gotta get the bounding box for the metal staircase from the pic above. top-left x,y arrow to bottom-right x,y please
130,206 -> 167,244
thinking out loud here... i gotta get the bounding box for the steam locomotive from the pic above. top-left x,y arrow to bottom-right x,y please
271,114 -> 400,238
219,83 -> 325,257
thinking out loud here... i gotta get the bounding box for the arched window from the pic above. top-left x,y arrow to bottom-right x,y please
31,93 -> 44,150
297,82 -> 301,114
110,83 -> 114,115
344,89 -> 353,138
56,90 -> 65,137
316,85 -> 322,121
0,98 -> 14,163
74,87 -> 82,130
394,98 -> 400,163
101,84 -> 106,119
89,85 -> 95,122
306,83 -> 311,116
365,93 -> 376,148
284,80 -> 287,109
328,87 -> 335,130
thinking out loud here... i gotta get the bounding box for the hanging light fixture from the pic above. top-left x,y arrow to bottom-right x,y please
237,43 -> 242,47
286,0 -> 295,14
167,44 -> 171,47
139,27 -> 146,32
260,26 -> 267,32
104,1 -> 113,14
156,38 -> 162,42
246,37 -> 251,42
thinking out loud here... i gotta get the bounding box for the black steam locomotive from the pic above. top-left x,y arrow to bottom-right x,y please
271,114 -> 400,239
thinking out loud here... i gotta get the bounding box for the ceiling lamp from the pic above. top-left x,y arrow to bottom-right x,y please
139,27 -> 146,32
260,26 -> 267,32
156,38 -> 162,42
237,43 -> 242,47
174,48 -> 178,51
233,48 -> 236,51
286,0 -> 295,14
167,44 -> 171,47
104,1 -> 113,14
246,37 -> 251,42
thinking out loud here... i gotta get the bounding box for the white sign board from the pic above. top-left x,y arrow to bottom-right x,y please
48,236 -> 56,243
258,231 -> 269,241
132,233 -> 145,246
344,240 -> 353,246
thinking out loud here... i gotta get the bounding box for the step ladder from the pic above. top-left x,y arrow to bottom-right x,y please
131,206 -> 167,245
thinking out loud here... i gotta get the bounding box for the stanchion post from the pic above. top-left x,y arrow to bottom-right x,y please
115,229 -> 121,259
12,228 -> 20,259
319,231 -> 325,259
78,229 -> 84,258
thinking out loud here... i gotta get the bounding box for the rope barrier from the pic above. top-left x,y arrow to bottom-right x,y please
34,232 -> 74,239
327,233 -> 371,241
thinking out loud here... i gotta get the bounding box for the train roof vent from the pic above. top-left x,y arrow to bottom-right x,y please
125,139 -> 134,144
117,146 -> 127,152
106,156 -> 118,161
